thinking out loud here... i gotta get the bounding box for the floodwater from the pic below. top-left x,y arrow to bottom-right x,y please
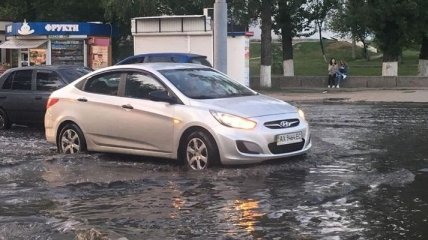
0,103 -> 427,240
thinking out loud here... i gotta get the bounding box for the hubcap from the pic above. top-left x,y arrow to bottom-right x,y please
61,129 -> 81,154
186,138 -> 208,170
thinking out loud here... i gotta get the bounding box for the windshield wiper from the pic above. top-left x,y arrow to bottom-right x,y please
190,95 -> 215,99
226,92 -> 255,98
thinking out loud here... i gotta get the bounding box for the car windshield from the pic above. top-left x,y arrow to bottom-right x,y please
58,67 -> 92,83
160,68 -> 255,99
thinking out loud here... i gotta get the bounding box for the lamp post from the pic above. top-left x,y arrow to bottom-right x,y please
214,0 -> 227,74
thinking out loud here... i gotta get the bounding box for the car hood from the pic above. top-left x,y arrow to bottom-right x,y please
190,94 -> 297,118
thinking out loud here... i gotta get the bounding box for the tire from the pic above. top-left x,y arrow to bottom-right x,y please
0,109 -> 11,130
58,123 -> 87,154
180,130 -> 219,170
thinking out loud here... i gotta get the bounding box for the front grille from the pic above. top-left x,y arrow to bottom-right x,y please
268,139 -> 305,154
264,119 -> 300,129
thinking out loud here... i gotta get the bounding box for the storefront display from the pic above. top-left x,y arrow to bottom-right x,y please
51,40 -> 84,65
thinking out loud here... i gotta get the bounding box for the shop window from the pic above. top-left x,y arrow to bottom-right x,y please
11,70 -> 32,90
51,40 -> 84,65
125,72 -> 165,100
36,71 -> 63,91
84,72 -> 120,96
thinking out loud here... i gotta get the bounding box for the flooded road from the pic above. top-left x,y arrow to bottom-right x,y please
0,103 -> 427,240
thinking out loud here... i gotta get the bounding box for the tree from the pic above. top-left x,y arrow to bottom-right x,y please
31,0 -> 105,21
367,0 -> 419,76
328,0 -> 371,60
259,0 -> 275,88
416,0 -> 428,76
0,0 -> 35,21
0,0 -> 105,22
306,0 -> 339,63
274,0 -> 313,76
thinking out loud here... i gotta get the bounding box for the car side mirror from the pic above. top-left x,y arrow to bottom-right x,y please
148,90 -> 177,104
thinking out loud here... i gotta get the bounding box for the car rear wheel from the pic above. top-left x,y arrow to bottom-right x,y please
58,124 -> 86,154
0,109 -> 11,130
181,130 -> 219,170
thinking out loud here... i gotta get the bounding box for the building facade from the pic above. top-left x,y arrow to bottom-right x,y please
0,20 -> 112,70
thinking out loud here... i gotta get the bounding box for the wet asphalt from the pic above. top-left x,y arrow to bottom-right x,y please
0,102 -> 427,240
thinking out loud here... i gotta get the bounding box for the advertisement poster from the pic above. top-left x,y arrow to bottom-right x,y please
91,45 -> 109,70
29,48 -> 46,65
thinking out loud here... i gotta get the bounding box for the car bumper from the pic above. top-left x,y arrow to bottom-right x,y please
213,120 -> 311,165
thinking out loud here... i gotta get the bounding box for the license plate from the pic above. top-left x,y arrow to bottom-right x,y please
276,132 -> 303,146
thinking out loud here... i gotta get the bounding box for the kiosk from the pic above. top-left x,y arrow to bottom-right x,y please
0,20 -> 112,70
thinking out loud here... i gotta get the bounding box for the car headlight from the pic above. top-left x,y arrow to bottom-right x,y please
210,110 -> 256,129
298,109 -> 305,120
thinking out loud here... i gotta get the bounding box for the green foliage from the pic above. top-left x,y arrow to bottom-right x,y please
306,0 -> 340,61
329,2 -> 369,39
0,0 -> 105,22
273,0 -> 312,37
328,0 -> 371,60
367,0 -> 419,61
228,0 -> 258,26
0,0 -> 33,21
250,40 -> 418,76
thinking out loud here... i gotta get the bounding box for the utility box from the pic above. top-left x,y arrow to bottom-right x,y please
131,15 -> 252,87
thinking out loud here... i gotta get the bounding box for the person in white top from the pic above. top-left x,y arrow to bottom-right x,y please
327,58 -> 338,88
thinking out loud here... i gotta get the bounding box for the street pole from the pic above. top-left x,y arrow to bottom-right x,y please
214,0 -> 227,74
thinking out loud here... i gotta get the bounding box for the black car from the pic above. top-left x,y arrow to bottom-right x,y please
0,65 -> 92,129
116,53 -> 212,67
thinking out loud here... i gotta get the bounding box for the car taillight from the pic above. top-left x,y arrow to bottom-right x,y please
46,98 -> 59,109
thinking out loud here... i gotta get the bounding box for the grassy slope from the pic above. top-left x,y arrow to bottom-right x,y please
250,40 -> 419,76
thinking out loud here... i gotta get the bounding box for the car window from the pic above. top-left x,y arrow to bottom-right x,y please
1,72 -> 14,89
122,57 -> 144,64
160,68 -> 255,99
36,71 -> 63,91
58,67 -> 92,83
84,72 -> 121,96
191,57 -> 212,67
125,72 -> 165,100
147,55 -> 175,63
11,70 -> 32,90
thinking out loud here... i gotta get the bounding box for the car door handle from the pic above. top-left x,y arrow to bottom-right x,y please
77,98 -> 88,102
35,96 -> 42,100
0,96 -> 6,100
121,104 -> 134,110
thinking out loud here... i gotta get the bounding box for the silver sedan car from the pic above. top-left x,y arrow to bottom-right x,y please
45,63 -> 311,170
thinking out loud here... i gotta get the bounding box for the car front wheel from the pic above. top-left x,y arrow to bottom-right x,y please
0,109 -> 11,130
181,130 -> 219,170
58,123 -> 86,154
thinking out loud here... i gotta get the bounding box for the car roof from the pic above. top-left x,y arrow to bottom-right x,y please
132,52 -> 207,58
97,62 -> 212,73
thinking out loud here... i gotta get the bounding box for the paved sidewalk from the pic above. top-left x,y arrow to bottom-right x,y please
260,88 -> 428,103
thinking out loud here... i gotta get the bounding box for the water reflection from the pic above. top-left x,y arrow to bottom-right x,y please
233,199 -> 263,232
